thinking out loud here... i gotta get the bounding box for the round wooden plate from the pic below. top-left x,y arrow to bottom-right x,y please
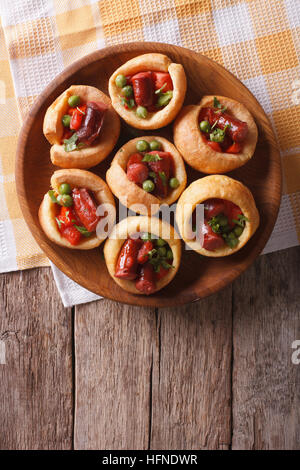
16,42 -> 281,307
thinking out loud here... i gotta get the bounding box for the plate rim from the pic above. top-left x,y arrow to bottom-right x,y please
15,41 -> 282,307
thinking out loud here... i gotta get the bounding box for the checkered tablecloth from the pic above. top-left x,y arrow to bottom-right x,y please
0,0 -> 299,305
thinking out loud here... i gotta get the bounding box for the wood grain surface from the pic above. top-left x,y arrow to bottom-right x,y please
16,42 -> 282,307
0,268 -> 73,449
0,247 -> 299,449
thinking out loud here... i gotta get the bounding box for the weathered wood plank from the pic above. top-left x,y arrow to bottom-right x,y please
150,286 -> 233,450
232,247 -> 300,449
74,300 -> 155,450
0,267 -> 73,450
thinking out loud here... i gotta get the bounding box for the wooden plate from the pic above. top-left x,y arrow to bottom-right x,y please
16,42 -> 281,307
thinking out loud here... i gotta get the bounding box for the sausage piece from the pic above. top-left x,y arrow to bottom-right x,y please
72,188 -> 100,232
204,107 -> 248,143
202,221 -> 225,251
131,72 -> 154,107
115,238 -> 143,280
135,262 -> 156,295
137,241 -> 154,264
127,163 -> 149,185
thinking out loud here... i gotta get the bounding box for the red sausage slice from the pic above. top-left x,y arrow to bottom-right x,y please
137,241 -> 154,264
224,201 -> 242,228
115,238 -> 143,280
127,162 -> 149,185
72,188 -> 100,232
203,107 -> 248,143
202,222 -> 225,251
131,71 -> 154,107
147,151 -> 172,198
135,262 -> 156,295
126,152 -> 143,169
204,198 -> 226,219
152,72 -> 173,92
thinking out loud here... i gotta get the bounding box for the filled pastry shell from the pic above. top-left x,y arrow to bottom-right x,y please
106,135 -> 187,215
39,169 -> 116,249
176,175 -> 259,257
104,216 -> 181,294
108,53 -> 186,129
173,95 -> 258,173
43,85 -> 120,169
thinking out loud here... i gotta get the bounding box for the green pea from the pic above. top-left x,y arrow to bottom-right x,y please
234,225 -> 244,237
61,195 -> 73,207
136,106 -> 148,119
62,114 -> 71,127
136,140 -> 150,152
218,215 -> 228,227
226,232 -> 238,248
157,91 -> 173,107
169,177 -> 180,189
59,183 -> 71,195
199,120 -> 211,133
115,74 -> 127,88
166,249 -> 173,260
149,140 -> 161,151
158,247 -> 167,257
142,179 -> 155,192
121,85 -> 133,98
68,95 -> 80,107
156,238 -> 166,247
149,171 -> 156,179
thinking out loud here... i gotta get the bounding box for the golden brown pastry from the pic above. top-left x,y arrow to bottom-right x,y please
108,53 -> 186,129
176,175 -> 259,257
106,135 -> 187,215
43,85 -> 120,169
173,95 -> 258,173
104,216 -> 181,295
39,169 -> 116,249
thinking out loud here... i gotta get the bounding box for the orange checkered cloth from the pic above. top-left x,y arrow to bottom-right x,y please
0,0 -> 299,276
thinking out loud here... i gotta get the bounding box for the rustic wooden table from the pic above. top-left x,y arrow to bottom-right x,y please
0,246 -> 299,450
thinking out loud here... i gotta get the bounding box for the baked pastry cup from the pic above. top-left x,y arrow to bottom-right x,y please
106,135 -> 187,215
39,169 -> 116,249
104,216 -> 181,295
43,85 -> 120,169
108,53 -> 187,129
176,175 -> 259,257
173,95 -> 258,173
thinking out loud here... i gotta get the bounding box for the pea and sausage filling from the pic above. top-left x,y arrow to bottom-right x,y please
198,97 -> 248,154
192,197 -> 249,251
115,71 -> 173,119
48,183 -> 101,245
61,95 -> 108,152
114,233 -> 174,295
126,139 -> 179,198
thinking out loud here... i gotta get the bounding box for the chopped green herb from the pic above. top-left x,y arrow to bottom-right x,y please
232,214 -> 249,227
155,83 -> 167,94
55,217 -> 62,229
210,128 -> 226,143
48,190 -> 58,203
213,96 -> 227,113
76,106 -> 85,115
73,225 -> 92,237
142,153 -> 162,162
64,133 -> 78,152
149,171 -> 156,179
